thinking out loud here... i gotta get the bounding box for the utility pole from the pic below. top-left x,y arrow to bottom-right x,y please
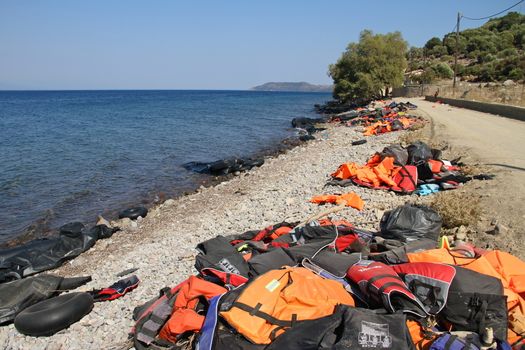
453,12 -> 461,91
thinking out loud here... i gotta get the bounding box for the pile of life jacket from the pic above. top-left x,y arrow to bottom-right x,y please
130,208 -> 524,349
329,141 -> 481,195
329,100 -> 423,136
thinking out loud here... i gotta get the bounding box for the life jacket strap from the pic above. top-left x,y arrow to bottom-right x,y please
232,302 -> 295,328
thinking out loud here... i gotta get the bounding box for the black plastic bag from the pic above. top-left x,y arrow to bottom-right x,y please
379,204 -> 442,242
381,144 -> 408,166
407,141 -> 432,165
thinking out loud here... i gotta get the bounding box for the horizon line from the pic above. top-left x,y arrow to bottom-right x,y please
0,88 -> 332,93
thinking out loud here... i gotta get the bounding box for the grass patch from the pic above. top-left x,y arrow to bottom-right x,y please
399,129 -> 427,146
430,191 -> 481,228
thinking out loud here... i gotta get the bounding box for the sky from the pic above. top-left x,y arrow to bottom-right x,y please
1,1 -> 523,90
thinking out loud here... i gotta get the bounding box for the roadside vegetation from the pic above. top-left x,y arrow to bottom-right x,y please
329,12 -> 525,102
407,12 -> 525,83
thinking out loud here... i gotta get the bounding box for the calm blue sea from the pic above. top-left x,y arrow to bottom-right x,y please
0,90 -> 330,244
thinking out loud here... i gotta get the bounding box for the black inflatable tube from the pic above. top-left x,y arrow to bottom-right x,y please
14,292 -> 94,336
119,206 -> 148,220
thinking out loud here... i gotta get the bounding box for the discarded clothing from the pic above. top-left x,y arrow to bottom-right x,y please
89,275 -> 139,302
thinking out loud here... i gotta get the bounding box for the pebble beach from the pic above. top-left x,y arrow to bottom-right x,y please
0,119 -> 433,350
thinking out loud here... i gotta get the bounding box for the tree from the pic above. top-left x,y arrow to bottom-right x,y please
425,37 -> 442,51
429,45 -> 448,57
329,30 -> 408,101
443,34 -> 467,55
414,69 -> 436,84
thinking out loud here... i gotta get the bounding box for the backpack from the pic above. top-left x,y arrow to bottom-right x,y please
219,267 -> 355,344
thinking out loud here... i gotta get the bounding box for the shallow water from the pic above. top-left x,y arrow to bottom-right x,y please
0,90 -> 330,243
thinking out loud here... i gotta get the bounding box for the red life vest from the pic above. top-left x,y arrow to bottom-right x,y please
392,262 -> 456,314
347,260 -> 427,317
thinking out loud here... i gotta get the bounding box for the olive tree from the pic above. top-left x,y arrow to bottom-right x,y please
329,30 -> 408,101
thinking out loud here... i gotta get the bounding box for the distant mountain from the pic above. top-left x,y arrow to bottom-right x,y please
251,82 -> 333,92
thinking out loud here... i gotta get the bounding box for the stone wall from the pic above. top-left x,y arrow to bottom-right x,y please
425,95 -> 525,122
393,81 -> 525,107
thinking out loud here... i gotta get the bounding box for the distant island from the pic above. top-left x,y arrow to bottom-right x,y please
251,82 -> 333,93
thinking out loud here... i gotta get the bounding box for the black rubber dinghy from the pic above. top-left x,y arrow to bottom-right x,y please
14,292 -> 94,336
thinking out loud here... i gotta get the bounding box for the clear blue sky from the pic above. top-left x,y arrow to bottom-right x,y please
1,1 -> 523,90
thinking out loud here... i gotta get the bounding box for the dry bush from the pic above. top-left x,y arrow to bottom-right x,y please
399,129 -> 427,146
459,164 -> 479,176
430,190 -> 481,228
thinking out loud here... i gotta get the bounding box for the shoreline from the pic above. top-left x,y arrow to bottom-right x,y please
1,113 -> 425,349
0,123 -> 312,249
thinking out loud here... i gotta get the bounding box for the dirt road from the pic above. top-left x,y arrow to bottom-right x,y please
415,98 -> 525,171
414,97 -> 525,256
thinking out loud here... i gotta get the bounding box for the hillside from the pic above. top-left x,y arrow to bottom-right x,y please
407,12 -> 525,83
251,82 -> 333,92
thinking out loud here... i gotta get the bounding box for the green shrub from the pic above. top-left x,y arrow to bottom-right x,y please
431,62 -> 454,79
497,47 -> 518,58
477,52 -> 496,64
467,50 -> 480,59
464,65 -> 482,77
509,68 -> 524,80
478,63 -> 497,81
414,68 -> 436,83
455,63 -> 466,75
429,45 -> 447,57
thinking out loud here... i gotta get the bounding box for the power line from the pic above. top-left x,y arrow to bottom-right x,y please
462,0 -> 524,20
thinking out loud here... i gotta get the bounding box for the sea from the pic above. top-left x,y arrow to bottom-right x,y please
0,90 -> 331,244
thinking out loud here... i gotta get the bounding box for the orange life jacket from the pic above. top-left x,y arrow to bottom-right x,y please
220,267 -> 355,344
158,276 -> 227,343
310,192 -> 364,210
332,156 -> 400,190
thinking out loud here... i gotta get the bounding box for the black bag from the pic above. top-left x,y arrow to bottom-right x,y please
407,141 -> 432,165
266,305 -> 415,350
381,145 -> 408,166
380,205 -> 442,242
439,266 -> 508,341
